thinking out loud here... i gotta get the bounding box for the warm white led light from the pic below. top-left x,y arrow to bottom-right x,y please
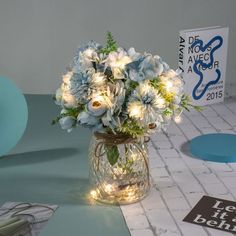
165,80 -> 173,91
90,190 -> 97,198
128,102 -> 143,119
174,115 -> 182,124
104,184 -> 114,194
156,97 -> 166,108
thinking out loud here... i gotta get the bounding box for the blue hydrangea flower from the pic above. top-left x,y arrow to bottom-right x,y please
73,40 -> 102,64
126,54 -> 168,82
69,72 -> 107,104
73,41 -> 102,73
59,116 -> 76,132
78,40 -> 102,53
127,47 -> 141,61
69,72 -> 92,104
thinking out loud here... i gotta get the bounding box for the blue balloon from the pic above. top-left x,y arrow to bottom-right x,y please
0,77 -> 28,157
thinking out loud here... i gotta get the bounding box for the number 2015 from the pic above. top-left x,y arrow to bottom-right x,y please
206,91 -> 223,100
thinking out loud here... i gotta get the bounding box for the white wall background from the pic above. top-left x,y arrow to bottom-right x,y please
0,0 -> 235,95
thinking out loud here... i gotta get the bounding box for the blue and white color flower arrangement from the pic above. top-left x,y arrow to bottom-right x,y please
53,32 -> 198,137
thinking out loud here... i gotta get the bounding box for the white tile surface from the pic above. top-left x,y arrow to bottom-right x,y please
121,98 -> 236,236
130,229 -> 155,236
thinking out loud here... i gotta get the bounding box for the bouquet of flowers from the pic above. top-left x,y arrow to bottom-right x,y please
53,32 -> 195,137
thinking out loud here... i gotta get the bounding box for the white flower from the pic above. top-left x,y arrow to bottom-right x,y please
60,71 -> 74,94
159,69 -> 184,95
75,48 -> 99,73
55,87 -> 77,108
91,72 -> 106,85
139,82 -> 166,109
55,88 -> 62,101
106,48 -> 132,79
128,81 -> 166,124
127,101 -> 143,119
62,92 -> 77,108
62,71 -> 73,84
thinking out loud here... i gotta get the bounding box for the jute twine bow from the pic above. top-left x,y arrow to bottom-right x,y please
93,132 -> 150,186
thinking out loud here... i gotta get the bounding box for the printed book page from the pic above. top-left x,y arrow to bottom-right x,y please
0,202 -> 58,236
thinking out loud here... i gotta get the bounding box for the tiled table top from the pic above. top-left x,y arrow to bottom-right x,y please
121,97 -> 236,236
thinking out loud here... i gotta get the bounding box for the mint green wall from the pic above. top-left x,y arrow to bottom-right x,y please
0,0 -> 235,95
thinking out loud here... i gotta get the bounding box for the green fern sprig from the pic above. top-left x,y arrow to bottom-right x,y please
99,31 -> 118,55
117,119 -> 146,138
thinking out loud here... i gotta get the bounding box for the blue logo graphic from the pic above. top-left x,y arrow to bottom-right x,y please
191,35 -> 223,100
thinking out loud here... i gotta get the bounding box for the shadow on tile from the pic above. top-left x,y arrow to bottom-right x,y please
180,141 -> 196,158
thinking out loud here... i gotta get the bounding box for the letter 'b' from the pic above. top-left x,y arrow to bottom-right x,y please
193,214 -> 206,224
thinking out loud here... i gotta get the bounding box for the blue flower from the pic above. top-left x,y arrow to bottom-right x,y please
77,111 -> 103,131
107,81 -> 125,114
69,72 -> 107,104
73,40 -> 102,64
127,47 -> 141,61
126,54 -> 168,82
72,41 -> 102,73
78,40 -> 102,53
69,72 -> 91,104
127,81 -> 166,125
59,116 -> 76,132
101,109 -> 118,131
86,96 -> 108,116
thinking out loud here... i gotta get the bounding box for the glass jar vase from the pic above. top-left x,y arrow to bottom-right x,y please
89,132 -> 150,205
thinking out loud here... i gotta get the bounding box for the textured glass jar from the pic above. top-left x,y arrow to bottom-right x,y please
89,132 -> 150,205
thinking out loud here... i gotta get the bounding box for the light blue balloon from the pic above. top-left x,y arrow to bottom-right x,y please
0,77 -> 28,157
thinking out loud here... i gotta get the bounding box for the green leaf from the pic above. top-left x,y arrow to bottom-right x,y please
116,119 -> 146,138
99,31 -> 118,55
180,94 -> 202,112
150,78 -> 160,90
192,105 -> 203,111
105,145 -> 120,166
